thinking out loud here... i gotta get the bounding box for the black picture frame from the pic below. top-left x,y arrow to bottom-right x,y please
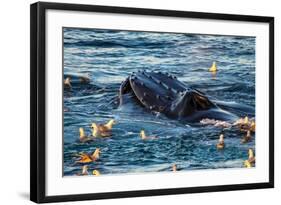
30,1 -> 274,203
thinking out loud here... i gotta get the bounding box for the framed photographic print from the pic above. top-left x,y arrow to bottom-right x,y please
30,1 -> 274,203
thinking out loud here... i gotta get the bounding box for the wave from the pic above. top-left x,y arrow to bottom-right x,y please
64,39 -> 174,49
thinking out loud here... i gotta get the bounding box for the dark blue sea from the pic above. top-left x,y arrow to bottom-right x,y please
63,28 -> 255,176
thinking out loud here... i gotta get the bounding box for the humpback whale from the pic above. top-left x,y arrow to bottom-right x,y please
119,70 -> 238,122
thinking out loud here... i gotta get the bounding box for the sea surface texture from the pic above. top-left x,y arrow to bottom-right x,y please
63,28 -> 255,176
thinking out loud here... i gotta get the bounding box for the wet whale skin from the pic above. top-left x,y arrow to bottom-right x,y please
119,71 -> 237,122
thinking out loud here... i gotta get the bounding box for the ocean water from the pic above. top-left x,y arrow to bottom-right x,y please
63,28 -> 255,176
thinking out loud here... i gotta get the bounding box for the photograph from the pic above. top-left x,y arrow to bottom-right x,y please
63,27 -> 256,177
